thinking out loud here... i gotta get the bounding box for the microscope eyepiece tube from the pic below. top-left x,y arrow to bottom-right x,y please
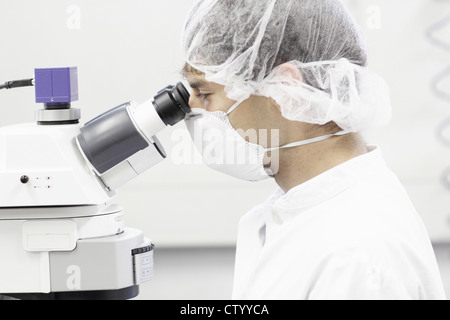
76,82 -> 191,189
77,103 -> 150,175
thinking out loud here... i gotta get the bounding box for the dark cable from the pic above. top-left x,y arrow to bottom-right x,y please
0,79 -> 34,90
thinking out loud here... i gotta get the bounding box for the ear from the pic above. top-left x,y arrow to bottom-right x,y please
267,62 -> 303,113
274,62 -> 303,82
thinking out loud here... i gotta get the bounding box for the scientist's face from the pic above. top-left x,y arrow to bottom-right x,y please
185,71 -> 282,147
186,72 -> 234,113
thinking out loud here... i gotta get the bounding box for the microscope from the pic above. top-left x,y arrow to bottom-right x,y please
0,67 -> 191,300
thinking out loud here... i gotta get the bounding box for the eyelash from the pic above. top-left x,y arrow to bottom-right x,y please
196,93 -> 211,100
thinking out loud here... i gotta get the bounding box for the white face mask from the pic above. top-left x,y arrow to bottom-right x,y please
184,100 -> 349,182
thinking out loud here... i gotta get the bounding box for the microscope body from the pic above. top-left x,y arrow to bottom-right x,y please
0,123 -> 152,298
0,67 -> 190,299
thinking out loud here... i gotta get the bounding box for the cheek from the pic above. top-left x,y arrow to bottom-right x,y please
229,99 -> 274,145
205,96 -> 231,112
203,99 -> 211,109
189,96 -> 210,110
188,97 -> 196,108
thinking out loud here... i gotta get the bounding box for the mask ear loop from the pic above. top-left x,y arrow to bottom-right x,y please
226,99 -> 246,116
266,131 -> 351,152
185,99 -> 245,120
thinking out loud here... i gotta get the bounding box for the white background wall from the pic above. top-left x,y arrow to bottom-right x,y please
0,0 -> 450,299
350,0 -> 450,244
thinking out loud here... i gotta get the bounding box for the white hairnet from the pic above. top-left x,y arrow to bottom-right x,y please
182,0 -> 391,132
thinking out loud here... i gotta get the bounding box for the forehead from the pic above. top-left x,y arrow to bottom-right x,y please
187,75 -> 227,94
185,73 -> 207,89
183,64 -> 225,91
182,63 -> 206,87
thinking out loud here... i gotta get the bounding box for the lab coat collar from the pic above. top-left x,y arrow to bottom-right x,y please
266,146 -> 386,219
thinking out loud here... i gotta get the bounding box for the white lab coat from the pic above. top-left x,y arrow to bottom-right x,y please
232,147 -> 447,300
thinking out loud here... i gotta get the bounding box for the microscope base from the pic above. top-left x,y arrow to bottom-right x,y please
0,206 -> 154,300
3,285 -> 139,300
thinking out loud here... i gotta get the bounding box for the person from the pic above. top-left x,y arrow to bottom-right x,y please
181,0 -> 447,300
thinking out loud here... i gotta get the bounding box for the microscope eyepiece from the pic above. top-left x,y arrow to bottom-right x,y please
173,82 -> 191,113
153,82 -> 191,126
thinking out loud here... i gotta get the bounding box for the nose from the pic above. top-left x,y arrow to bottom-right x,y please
188,95 -> 204,110
188,95 -> 196,107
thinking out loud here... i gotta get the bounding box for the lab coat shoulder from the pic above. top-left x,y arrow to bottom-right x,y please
305,233 -> 445,300
300,172 -> 446,300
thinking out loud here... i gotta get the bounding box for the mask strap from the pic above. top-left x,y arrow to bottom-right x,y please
226,99 -> 245,116
266,131 -> 351,152
185,99 -> 243,120
185,99 -> 244,120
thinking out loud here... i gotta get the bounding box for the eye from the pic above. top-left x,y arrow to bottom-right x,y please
196,93 -> 211,100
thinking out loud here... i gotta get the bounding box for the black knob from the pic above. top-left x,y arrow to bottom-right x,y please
20,175 -> 29,184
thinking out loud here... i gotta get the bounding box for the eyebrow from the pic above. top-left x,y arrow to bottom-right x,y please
188,79 -> 208,89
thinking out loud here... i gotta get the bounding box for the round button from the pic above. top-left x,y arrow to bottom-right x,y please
20,175 -> 29,184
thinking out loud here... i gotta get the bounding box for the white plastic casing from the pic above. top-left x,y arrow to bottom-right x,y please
0,123 -> 112,207
128,99 -> 166,141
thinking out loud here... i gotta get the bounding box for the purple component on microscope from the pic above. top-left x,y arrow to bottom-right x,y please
34,67 -> 78,104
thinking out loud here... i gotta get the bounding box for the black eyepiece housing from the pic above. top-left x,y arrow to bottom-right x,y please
153,82 -> 191,126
